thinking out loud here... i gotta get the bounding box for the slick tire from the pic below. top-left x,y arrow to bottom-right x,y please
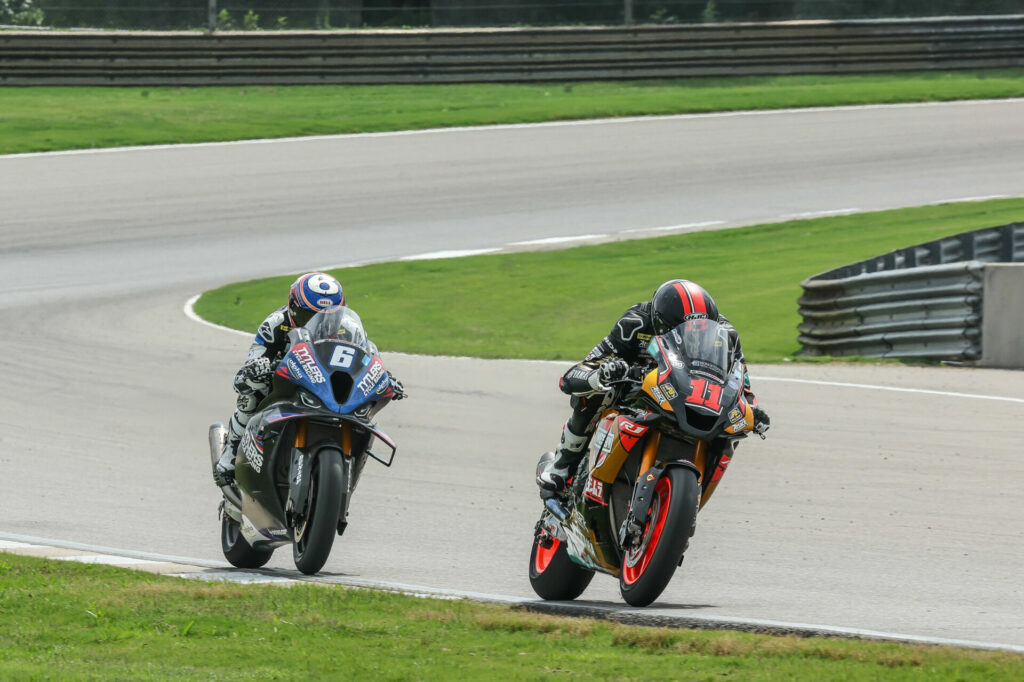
618,467 -> 699,607
221,514 -> 273,569
292,447 -> 345,575
529,532 -> 594,601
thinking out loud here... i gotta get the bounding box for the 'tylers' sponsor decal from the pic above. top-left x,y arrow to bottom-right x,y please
357,358 -> 386,395
291,343 -> 325,384
242,436 -> 263,473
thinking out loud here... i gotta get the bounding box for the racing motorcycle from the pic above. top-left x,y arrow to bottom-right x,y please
530,318 -> 758,607
209,307 -> 399,575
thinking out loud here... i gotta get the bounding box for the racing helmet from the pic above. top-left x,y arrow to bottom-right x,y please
651,279 -> 719,335
288,272 -> 345,327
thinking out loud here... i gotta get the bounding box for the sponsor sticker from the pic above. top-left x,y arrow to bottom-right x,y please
662,384 -> 679,400
728,407 -> 744,425
584,475 -> 606,505
242,436 -> 263,473
357,358 -> 386,395
291,343 -> 325,384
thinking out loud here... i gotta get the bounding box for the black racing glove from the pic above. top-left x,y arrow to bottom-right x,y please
752,406 -> 771,439
388,372 -> 406,400
599,358 -> 630,384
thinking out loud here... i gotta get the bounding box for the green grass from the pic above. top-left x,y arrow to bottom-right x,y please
194,198 -> 1024,362
1,553 -> 1021,680
3,70 -> 1024,154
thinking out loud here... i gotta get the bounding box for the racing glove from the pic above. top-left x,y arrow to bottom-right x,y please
234,356 -> 273,394
752,406 -> 771,439
598,358 -> 630,385
388,372 -> 406,400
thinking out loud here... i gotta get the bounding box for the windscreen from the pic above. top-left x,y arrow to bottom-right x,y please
304,307 -> 369,350
652,319 -> 730,381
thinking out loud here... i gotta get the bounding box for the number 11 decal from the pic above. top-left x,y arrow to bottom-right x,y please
686,377 -> 723,412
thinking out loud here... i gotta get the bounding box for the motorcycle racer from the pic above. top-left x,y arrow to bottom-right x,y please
537,279 -> 770,492
213,272 -> 405,487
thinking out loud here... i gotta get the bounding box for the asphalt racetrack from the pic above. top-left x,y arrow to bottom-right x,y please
2,100 -> 1023,648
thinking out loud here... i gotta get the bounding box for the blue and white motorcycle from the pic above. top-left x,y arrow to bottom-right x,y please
209,307 -> 399,575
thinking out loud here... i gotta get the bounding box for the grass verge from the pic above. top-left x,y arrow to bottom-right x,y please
1,553 -> 1021,680
193,198 -> 1024,362
2,70 -> 1024,154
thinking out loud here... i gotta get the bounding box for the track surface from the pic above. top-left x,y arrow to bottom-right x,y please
2,101 -> 1023,647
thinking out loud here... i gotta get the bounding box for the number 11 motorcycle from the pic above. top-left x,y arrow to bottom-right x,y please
530,318 -> 759,607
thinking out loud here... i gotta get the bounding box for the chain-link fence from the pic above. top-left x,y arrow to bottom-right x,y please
4,1 -> 1022,31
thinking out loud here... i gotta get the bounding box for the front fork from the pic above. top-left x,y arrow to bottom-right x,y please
618,434 -> 705,548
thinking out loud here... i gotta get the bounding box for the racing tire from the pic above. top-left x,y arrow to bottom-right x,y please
529,531 -> 594,601
618,467 -> 699,607
221,513 -> 273,569
292,447 -> 345,575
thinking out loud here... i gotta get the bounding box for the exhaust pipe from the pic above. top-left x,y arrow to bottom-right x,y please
208,423 -> 242,510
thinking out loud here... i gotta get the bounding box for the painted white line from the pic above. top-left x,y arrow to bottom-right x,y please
400,248 -> 501,261
779,208 -> 861,220
177,571 -> 299,585
52,554 -> 165,566
183,294 -> 250,338
925,194 -> 1008,204
0,532 -> 230,569
509,234 -> 607,246
2,532 -> 1021,652
0,540 -> 44,549
5,98 -> 1023,161
757,376 -> 1024,404
620,220 -> 726,234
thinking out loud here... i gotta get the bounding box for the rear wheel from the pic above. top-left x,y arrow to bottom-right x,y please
529,528 -> 594,600
618,467 -> 699,607
292,448 -> 345,575
221,513 -> 273,569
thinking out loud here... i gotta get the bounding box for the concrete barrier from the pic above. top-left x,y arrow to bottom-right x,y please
981,264 -> 1024,369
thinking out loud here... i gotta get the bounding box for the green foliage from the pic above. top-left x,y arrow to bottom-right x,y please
216,8 -> 235,30
702,0 -> 719,23
0,0 -> 43,26
194,199 -> 1024,363
242,9 -> 260,30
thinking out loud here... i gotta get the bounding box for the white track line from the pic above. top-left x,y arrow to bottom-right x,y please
756,376 -> 1024,404
2,532 -> 1021,653
5,98 -> 1024,161
509,234 -> 607,246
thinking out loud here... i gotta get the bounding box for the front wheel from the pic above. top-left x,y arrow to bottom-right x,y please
529,528 -> 594,601
618,467 -> 699,607
292,448 -> 345,575
221,513 -> 273,569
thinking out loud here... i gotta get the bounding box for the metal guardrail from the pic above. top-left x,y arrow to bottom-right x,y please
798,222 -> 1024,360
2,16 -> 1024,85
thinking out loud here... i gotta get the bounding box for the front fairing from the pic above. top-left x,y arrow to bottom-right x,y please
273,306 -> 394,416
644,319 -> 746,439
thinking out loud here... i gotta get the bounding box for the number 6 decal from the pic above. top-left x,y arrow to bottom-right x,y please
329,345 -> 356,369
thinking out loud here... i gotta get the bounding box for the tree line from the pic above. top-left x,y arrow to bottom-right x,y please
6,1 -> 1020,30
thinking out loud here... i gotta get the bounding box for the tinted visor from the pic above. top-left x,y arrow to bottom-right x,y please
289,304 -> 315,328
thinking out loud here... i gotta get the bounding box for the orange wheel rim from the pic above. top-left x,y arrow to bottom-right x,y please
621,476 -> 671,585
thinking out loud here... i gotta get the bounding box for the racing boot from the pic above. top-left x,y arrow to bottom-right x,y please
536,421 -> 589,492
212,412 -> 246,488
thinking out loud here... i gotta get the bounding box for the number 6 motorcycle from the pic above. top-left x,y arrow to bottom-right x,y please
209,307 -> 398,575
530,318 -> 759,606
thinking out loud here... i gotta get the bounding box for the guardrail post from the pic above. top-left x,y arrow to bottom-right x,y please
208,0 -> 217,34
624,0 -> 634,26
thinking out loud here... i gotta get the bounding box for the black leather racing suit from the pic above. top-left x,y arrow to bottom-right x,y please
556,301 -> 759,454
